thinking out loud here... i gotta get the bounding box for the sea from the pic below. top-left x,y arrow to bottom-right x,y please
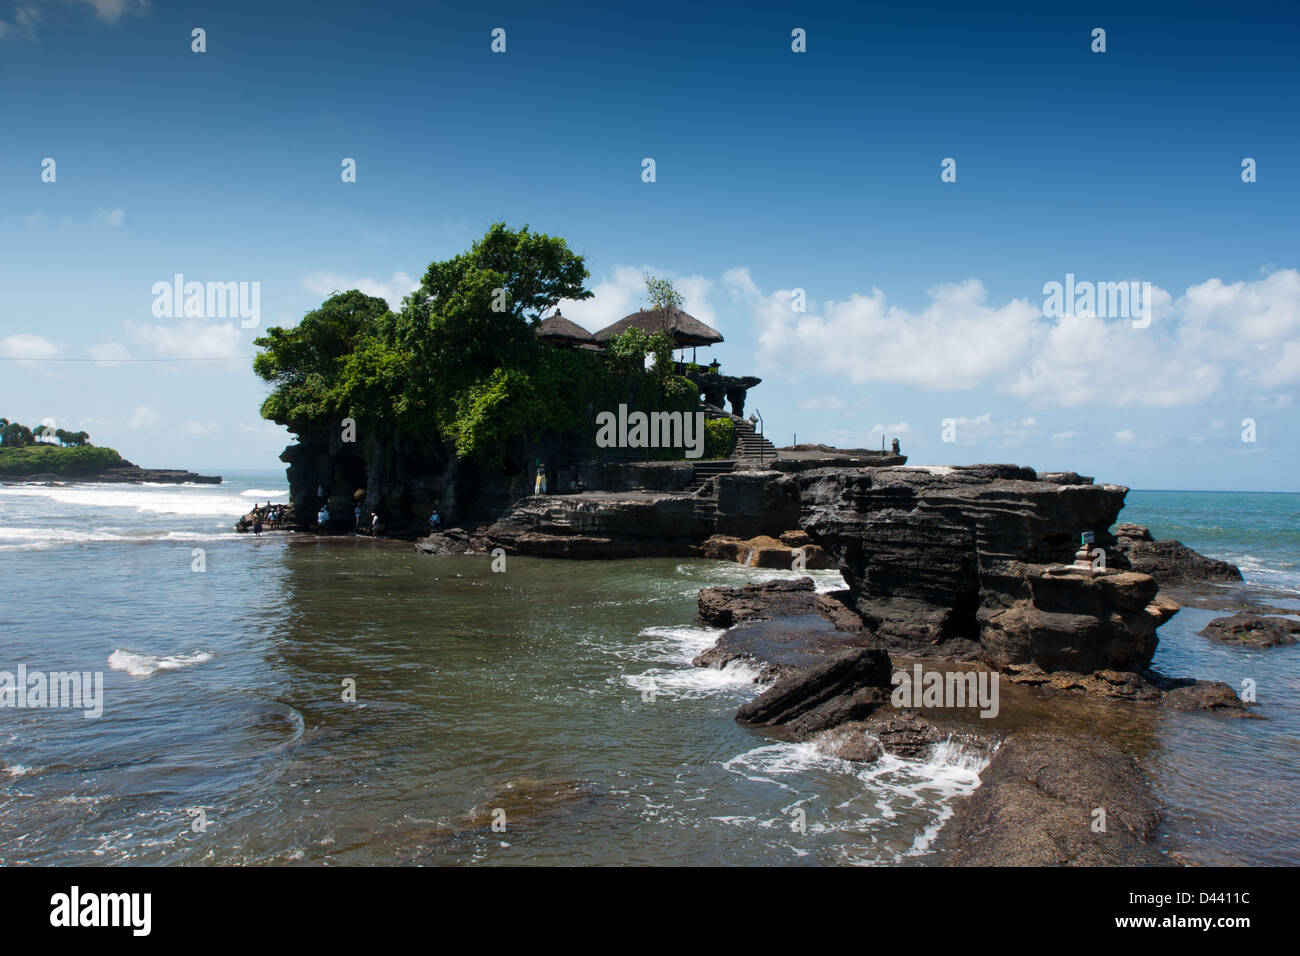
1,475 -> 1296,865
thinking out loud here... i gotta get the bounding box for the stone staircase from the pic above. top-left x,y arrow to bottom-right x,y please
688,403 -> 779,492
687,459 -> 735,493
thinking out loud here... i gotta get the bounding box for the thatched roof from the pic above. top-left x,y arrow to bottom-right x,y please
594,307 -> 723,348
535,310 -> 598,347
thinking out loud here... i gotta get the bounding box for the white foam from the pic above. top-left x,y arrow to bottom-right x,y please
0,527 -> 244,551
108,650 -> 213,678
623,658 -> 763,700
0,484 -> 249,517
240,488 -> 289,498
635,625 -> 727,664
721,733 -> 991,861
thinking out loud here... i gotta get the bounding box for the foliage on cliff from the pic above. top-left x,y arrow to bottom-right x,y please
0,444 -> 123,475
253,224 -> 700,467
0,418 -> 91,447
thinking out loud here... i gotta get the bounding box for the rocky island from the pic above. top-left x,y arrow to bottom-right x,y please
0,420 -> 219,484
245,224 -> 1261,866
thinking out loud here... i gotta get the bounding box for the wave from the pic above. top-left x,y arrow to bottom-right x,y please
0,485 -> 249,517
623,658 -> 763,700
721,734 -> 989,861
107,650 -> 213,678
674,562 -> 847,593
0,527 -> 244,551
240,488 -> 290,498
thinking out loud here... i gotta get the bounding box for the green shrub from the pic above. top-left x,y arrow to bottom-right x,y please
0,445 -> 123,476
704,418 -> 735,460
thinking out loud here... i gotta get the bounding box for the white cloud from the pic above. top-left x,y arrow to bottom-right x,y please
750,278 -> 1041,390
301,271 -> 419,311
96,208 -> 125,226
184,421 -> 219,435
126,320 -> 242,359
1051,430 -> 1079,446
0,333 -> 60,360
735,267 -> 1300,409
1115,429 -> 1137,444
130,406 -> 158,429
86,342 -> 130,364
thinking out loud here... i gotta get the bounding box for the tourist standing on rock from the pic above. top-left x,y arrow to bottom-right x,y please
371,512 -> 379,536
535,463 -> 546,495
317,505 -> 330,529
253,514 -> 263,535
355,503 -> 362,530
429,509 -> 441,532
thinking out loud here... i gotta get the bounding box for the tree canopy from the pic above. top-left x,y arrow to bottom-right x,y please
253,224 -> 701,467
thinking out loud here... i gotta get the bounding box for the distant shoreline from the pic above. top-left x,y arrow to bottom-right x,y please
0,445 -> 220,485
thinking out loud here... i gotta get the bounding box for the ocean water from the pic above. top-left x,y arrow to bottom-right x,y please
0,477 -> 1295,865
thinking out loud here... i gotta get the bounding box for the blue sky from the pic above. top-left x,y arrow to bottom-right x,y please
1,0 -> 1297,490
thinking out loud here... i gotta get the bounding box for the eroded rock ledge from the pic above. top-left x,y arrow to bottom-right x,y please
941,733 -> 1169,866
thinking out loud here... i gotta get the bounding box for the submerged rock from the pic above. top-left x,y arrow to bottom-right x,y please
1200,612 -> 1300,647
464,778 -> 603,830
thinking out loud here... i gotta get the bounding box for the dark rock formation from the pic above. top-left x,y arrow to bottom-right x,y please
798,465 -> 1135,656
1112,523 -> 1243,587
944,733 -> 1169,866
413,528 -> 481,555
3,460 -> 221,484
278,422 -> 595,536
734,647 -> 894,737
999,663 -> 1251,713
694,612 -> 877,681
483,491 -> 714,557
714,470 -> 802,537
696,577 -> 862,631
809,711 -> 988,763
1200,612 -> 1300,647
979,566 -> 1178,672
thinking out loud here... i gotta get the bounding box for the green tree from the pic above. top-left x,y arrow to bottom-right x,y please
253,290 -> 392,429
644,273 -> 684,312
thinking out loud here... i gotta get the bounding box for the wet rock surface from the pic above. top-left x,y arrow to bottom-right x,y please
413,528 -> 481,555
734,647 -> 894,737
809,711 -> 989,763
701,532 -> 834,569
696,576 -> 862,630
1200,612 -> 1300,647
943,733 -> 1169,866
693,612 -> 877,680
1000,663 -> 1252,714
